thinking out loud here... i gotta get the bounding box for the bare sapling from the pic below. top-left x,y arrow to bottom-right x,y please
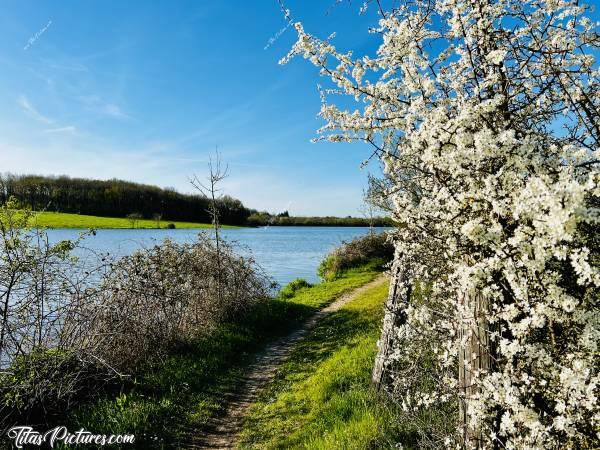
190,150 -> 229,305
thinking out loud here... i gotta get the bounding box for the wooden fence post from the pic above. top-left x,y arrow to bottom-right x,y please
372,259 -> 412,389
458,287 -> 491,448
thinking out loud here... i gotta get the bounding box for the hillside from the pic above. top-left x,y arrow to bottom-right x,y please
0,173 -> 252,225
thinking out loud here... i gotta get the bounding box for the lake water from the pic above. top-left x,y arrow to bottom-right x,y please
46,227 -> 387,287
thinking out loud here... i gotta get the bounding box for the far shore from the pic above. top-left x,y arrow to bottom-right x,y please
28,211 -> 391,230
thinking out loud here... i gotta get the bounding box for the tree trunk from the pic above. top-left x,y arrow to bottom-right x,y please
458,288 -> 491,449
372,258 -> 412,389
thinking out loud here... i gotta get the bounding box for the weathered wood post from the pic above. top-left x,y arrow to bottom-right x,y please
458,287 -> 491,448
372,257 -> 412,389
373,253 -> 493,449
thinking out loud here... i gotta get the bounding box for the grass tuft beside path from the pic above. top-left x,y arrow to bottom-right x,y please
29,211 -> 239,229
238,278 -> 416,449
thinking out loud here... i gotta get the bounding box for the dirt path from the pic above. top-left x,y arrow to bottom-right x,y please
182,275 -> 387,449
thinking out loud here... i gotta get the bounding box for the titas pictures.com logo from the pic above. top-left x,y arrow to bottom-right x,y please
7,426 -> 134,448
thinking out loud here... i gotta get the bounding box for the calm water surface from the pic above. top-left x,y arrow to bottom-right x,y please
47,227 -> 387,287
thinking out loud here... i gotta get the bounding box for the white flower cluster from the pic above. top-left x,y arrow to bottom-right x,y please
284,0 -> 599,447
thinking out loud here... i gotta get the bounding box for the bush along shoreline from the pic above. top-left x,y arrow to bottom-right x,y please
0,195 -> 273,443
318,232 -> 394,281
0,201 -> 394,448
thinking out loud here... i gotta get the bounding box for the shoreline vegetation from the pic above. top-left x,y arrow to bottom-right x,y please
0,174 -> 392,228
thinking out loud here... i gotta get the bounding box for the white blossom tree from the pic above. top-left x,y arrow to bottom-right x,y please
283,0 -> 599,447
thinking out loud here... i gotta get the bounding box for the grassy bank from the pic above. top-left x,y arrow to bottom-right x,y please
64,265 -> 381,448
29,211 -> 240,229
237,278 -> 415,449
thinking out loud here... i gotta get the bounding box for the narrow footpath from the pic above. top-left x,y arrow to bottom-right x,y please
182,275 -> 387,449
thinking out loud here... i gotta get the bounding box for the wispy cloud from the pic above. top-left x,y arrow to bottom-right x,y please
38,58 -> 88,73
17,95 -> 54,124
43,126 -> 77,134
101,103 -> 129,119
78,95 -> 130,120
18,96 -> 76,133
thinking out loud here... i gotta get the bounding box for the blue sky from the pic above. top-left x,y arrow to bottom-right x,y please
0,1 -> 384,216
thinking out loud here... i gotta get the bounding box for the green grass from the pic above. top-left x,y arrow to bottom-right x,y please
28,211 -> 240,229
65,266 -> 381,449
237,278 -> 415,450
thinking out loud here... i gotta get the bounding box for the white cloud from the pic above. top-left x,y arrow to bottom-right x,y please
77,95 -> 129,120
17,95 -> 54,124
43,126 -> 77,134
101,103 -> 129,119
0,135 -> 365,216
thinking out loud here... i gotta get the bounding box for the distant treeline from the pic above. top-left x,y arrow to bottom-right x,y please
0,174 -> 393,227
246,212 -> 394,227
0,174 -> 252,225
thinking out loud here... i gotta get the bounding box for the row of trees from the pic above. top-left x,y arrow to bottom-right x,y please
0,174 -> 252,225
246,212 -> 393,227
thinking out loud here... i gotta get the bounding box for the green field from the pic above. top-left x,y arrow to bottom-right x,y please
28,211 -> 239,229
